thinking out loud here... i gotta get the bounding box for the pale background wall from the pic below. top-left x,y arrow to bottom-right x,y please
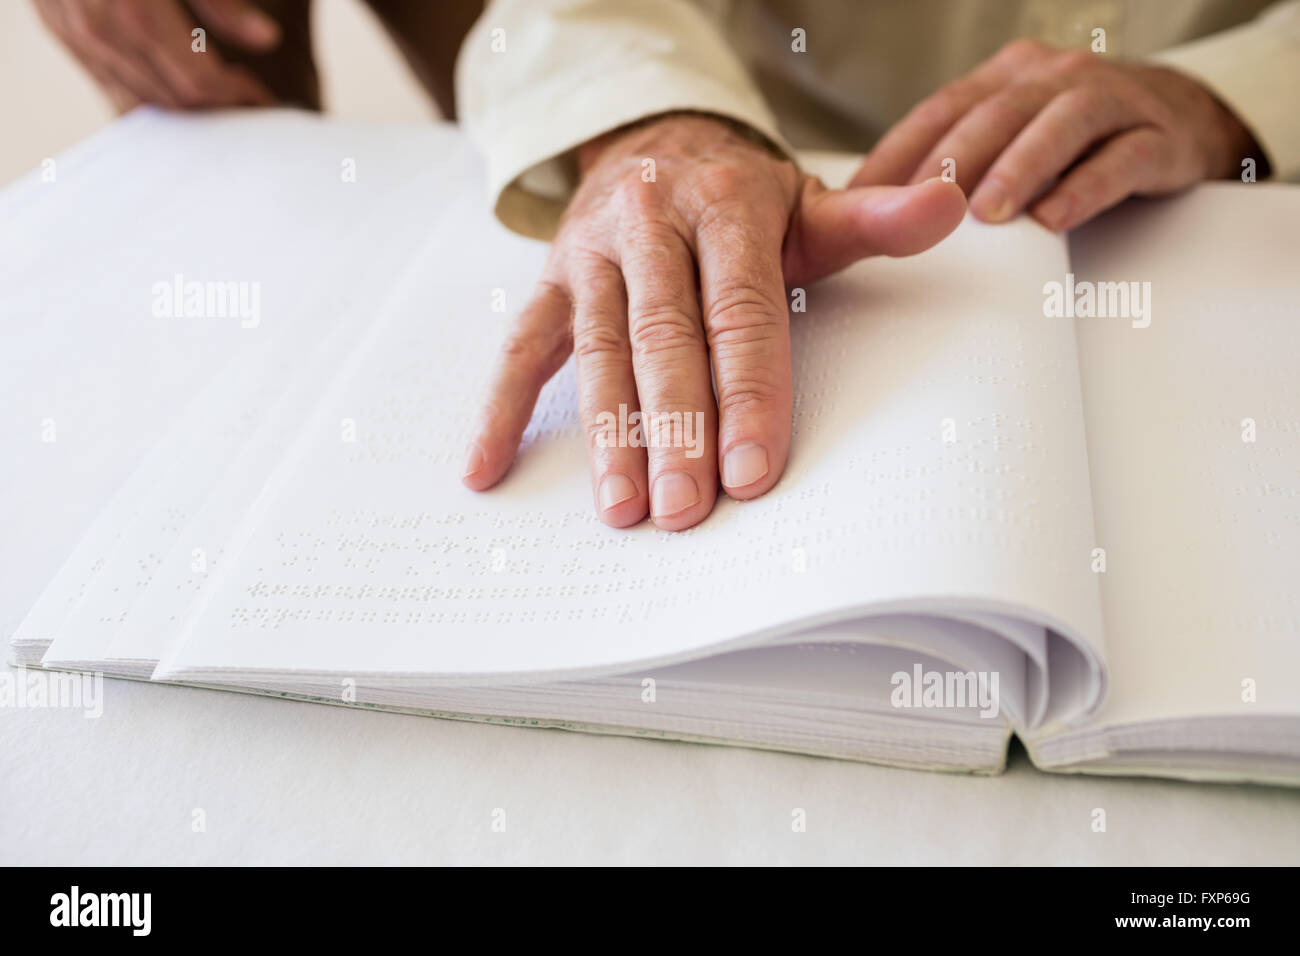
0,0 -> 438,186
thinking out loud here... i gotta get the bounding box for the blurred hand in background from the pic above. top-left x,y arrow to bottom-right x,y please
34,0 -> 280,111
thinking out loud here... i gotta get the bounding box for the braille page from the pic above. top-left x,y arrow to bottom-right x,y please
1068,184 -> 1300,727
158,184 -> 1106,684
4,110 -> 239,655
33,114 -> 483,669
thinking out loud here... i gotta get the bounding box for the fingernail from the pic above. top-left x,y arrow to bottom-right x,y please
651,471 -> 699,518
974,186 -> 1014,222
462,442 -> 485,479
598,473 -> 637,511
722,442 -> 769,489
1035,193 -> 1074,230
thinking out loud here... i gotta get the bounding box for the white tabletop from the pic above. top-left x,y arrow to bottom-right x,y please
3,665 -> 1297,865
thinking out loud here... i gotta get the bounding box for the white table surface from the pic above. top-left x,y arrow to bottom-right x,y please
3,665 -> 1297,865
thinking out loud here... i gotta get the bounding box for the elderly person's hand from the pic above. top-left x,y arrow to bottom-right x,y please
35,0 -> 277,111
463,113 -> 966,530
852,38 -> 1263,232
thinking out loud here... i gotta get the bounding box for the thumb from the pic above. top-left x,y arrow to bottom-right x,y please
189,0 -> 282,51
784,177 -> 966,286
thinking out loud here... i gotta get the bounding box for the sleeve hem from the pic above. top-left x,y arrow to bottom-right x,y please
1149,1 -> 1300,181
481,69 -> 795,240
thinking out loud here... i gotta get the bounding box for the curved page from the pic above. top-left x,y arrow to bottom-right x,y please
157,160 -> 1104,703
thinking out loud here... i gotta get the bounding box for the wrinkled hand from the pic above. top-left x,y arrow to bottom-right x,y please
853,38 -> 1262,232
463,113 -> 966,530
35,0 -> 278,111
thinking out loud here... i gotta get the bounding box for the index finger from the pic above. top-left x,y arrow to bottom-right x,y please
850,40 -> 1046,187
850,74 -> 997,186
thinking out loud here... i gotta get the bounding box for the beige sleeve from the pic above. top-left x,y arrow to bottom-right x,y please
1151,0 -> 1300,181
454,0 -> 791,239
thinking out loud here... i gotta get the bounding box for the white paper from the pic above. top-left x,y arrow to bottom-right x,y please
1070,184 -> 1300,727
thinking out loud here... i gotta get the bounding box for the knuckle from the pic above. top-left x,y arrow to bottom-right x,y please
976,82 -> 1039,123
1126,86 -> 1176,128
620,217 -> 684,264
709,326 -> 784,371
913,87 -> 965,126
572,322 -> 626,361
1126,133 -> 1176,179
705,285 -> 786,335
565,250 -> 615,290
1055,86 -> 1108,127
716,373 -> 786,417
496,326 -> 569,383
529,277 -> 570,313
694,161 -> 751,201
1000,37 -> 1050,63
628,306 -> 703,359
1074,168 -> 1110,202
695,196 -> 769,243
614,174 -> 666,220
1122,134 -> 1157,166
1050,50 -> 1097,76
502,307 -> 572,371
498,329 -> 539,363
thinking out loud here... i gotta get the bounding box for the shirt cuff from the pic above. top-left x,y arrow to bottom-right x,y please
457,1 -> 792,240
1150,1 -> 1300,181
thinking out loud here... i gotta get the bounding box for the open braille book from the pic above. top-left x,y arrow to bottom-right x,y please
6,110 -> 1298,785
